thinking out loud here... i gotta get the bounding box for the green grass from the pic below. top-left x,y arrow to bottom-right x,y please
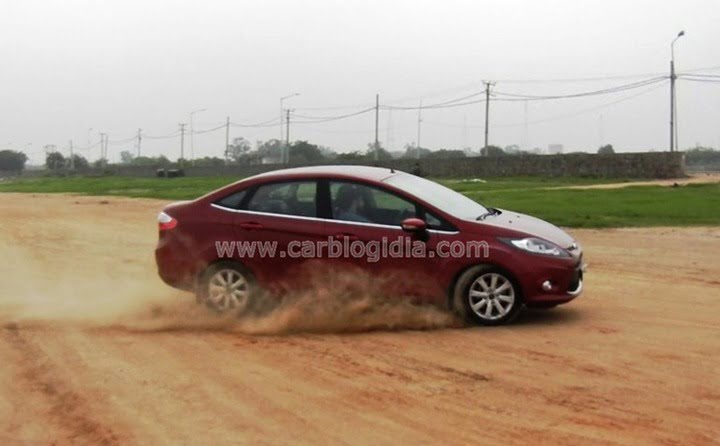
437,176 -> 632,193
471,183 -> 720,228
0,175 -> 718,228
0,176 -> 239,200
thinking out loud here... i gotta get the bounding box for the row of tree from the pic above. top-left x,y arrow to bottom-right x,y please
2,143 -> 716,173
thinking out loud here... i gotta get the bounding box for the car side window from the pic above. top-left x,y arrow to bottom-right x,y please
246,181 -> 317,217
330,182 -> 417,225
216,189 -> 247,209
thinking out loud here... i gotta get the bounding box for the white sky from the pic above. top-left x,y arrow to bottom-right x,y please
1,0 -> 719,164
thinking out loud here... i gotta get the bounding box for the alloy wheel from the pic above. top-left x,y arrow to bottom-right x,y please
468,272 -> 516,321
207,268 -> 249,312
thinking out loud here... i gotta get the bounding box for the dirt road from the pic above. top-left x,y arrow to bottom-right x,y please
0,193 -> 718,446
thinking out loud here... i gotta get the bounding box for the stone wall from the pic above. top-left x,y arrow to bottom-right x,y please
183,152 -> 686,179
12,151 -> 686,179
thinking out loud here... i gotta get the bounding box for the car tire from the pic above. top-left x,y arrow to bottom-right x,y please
197,261 -> 256,314
453,265 -> 522,326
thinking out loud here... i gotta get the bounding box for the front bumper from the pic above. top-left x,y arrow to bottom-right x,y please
522,257 -> 586,307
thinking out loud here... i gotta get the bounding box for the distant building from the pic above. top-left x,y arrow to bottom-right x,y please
548,144 -> 564,154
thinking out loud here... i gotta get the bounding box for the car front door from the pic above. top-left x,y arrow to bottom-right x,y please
322,180 -> 447,303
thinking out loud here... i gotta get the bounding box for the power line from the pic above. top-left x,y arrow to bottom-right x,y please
144,131 -> 182,140
491,76 -> 667,101
291,107 -> 375,123
193,123 -> 226,134
679,73 -> 720,78
230,117 -> 281,128
424,80 -> 668,129
679,77 -> 720,84
495,81 -> 668,128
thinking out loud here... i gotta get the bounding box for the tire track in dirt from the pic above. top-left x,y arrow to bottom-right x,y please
1,193 -> 720,445
1,323 -> 125,446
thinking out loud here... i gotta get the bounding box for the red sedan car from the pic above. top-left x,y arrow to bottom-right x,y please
155,166 -> 584,325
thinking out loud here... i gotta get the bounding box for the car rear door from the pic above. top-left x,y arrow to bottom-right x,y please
227,179 -> 328,292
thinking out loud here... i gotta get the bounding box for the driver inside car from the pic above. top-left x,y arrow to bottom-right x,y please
334,185 -> 372,223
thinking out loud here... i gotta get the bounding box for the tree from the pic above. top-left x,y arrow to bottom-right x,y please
402,144 -> 432,159
598,144 -> 615,155
504,144 -> 522,155
335,151 -> 366,161
193,156 -> 226,167
685,146 -> 718,165
480,145 -> 506,156
120,150 -> 135,164
0,150 -> 28,171
365,143 -> 393,161
70,154 -> 89,169
227,137 -> 253,164
427,149 -> 467,159
256,139 -> 284,164
290,140 -> 326,164
46,152 -> 66,170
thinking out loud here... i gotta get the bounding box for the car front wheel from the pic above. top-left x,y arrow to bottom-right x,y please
454,265 -> 522,326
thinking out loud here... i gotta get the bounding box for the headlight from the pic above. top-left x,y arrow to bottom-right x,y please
501,237 -> 570,257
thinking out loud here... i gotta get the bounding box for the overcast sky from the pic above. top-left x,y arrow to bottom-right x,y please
2,0 -> 719,164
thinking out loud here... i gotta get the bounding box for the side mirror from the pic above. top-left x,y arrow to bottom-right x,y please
401,217 -> 427,233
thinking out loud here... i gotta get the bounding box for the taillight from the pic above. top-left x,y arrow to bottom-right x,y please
158,211 -> 178,231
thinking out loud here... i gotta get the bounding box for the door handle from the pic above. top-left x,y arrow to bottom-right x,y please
333,232 -> 360,242
238,222 -> 264,230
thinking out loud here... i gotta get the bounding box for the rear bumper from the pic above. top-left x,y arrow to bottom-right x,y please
155,236 -> 195,291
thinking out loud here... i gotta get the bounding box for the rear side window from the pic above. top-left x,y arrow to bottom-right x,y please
246,181 -> 317,217
216,189 -> 247,209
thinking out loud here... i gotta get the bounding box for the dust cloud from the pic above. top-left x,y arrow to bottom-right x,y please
0,243 -> 459,335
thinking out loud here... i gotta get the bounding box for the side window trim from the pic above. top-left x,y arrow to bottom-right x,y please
214,178 -> 458,231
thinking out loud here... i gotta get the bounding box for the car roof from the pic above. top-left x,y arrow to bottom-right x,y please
249,165 -> 403,183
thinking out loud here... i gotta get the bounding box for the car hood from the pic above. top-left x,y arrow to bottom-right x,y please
475,209 -> 576,249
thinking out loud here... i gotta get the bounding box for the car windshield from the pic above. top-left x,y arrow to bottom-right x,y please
384,173 -> 489,221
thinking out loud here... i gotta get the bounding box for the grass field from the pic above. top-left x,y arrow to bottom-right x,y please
1,175 -> 718,228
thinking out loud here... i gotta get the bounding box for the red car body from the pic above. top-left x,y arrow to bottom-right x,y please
155,166 -> 584,323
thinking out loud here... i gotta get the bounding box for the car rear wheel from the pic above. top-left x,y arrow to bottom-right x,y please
453,265 -> 522,326
198,262 -> 255,314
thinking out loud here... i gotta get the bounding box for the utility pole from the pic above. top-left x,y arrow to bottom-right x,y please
137,128 -> 142,157
179,123 -> 186,167
483,81 -> 494,155
99,133 -> 104,163
523,100 -> 529,151
462,113 -> 468,149
416,100 -> 423,159
99,133 -> 107,165
285,109 -> 291,164
386,109 -> 393,152
670,30 -> 685,152
280,93 -> 300,159
670,60 -> 676,152
189,108 -> 207,164
374,93 -> 380,161
225,116 -> 230,163
69,140 -> 75,170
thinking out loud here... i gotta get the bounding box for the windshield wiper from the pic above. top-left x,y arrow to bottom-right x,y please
476,207 -> 501,220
